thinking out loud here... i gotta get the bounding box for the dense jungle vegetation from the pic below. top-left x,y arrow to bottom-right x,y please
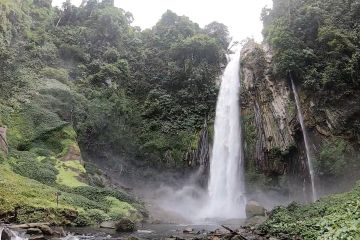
259,0 -> 360,239
0,0 -> 228,226
262,0 -> 360,143
1,0 -> 360,238
0,0 -> 229,167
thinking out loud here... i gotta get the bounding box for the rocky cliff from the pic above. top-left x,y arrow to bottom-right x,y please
240,40 -> 360,201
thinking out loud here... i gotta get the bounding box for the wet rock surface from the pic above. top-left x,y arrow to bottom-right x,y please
0,227 -> 14,240
3,223 -> 65,239
115,218 -> 137,232
245,201 -> 266,218
100,221 -> 117,229
164,225 -> 278,240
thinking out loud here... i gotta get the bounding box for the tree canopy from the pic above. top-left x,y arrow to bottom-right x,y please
0,0 -> 230,168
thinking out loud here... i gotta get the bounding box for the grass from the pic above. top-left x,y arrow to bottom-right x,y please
0,164 -> 144,225
0,164 -> 66,212
63,160 -> 86,173
56,160 -> 88,187
0,99 -> 145,225
105,196 -> 138,220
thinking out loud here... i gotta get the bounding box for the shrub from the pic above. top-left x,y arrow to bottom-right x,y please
73,209 -> 93,227
86,209 -> 109,223
260,182 -> 360,239
10,151 -> 59,185
40,67 -> 69,84
315,138 -> 348,176
59,44 -> 89,62
60,192 -> 106,211
0,152 -> 5,164
69,186 -> 137,204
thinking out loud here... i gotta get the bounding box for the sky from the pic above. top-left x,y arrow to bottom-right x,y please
52,0 -> 273,42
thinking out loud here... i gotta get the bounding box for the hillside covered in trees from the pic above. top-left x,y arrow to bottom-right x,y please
248,0 -> 360,238
1,0 -> 360,239
0,0 -> 228,226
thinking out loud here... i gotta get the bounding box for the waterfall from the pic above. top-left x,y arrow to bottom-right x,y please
202,50 -> 246,219
0,226 -> 28,240
290,75 -> 317,202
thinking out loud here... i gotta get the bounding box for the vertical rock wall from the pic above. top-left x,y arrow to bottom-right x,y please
0,126 -> 8,156
240,40 -> 360,201
241,41 -> 296,175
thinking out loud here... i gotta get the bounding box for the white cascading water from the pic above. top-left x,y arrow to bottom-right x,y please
0,227 -> 28,240
290,76 -> 317,202
202,50 -> 246,219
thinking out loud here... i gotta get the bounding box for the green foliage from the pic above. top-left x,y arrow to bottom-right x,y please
204,21 -> 231,49
0,152 -> 5,164
241,43 -> 267,80
171,34 -> 221,64
315,138 -> 348,176
9,151 -> 59,185
85,209 -> 109,224
260,183 -> 360,239
6,104 -> 67,149
0,0 -> 226,225
262,0 -> 360,94
0,165 -> 145,225
40,67 -> 69,84
68,185 -> 138,204
1,0 -> 229,168
105,196 -> 138,221
56,162 -> 87,187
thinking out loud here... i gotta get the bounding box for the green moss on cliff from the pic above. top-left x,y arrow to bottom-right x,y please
6,104 -> 67,149
315,138 -> 346,176
0,164 -> 145,225
0,103 -> 145,225
56,161 -> 87,187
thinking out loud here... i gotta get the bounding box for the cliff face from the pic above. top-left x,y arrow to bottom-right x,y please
241,41 -> 295,174
240,41 -> 360,200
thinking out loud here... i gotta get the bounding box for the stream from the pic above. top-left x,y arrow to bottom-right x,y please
1,219 -> 246,240
67,219 -> 245,239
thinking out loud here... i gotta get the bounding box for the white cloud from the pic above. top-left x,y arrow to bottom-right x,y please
52,0 -> 272,42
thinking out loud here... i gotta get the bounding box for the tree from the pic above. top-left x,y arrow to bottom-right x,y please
204,21 -> 231,49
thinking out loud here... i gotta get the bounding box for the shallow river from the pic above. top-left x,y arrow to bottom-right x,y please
66,219 -> 245,239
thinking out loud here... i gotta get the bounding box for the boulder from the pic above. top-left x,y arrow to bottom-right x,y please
245,201 -> 266,218
39,225 -> 54,235
183,227 -> 193,233
26,228 -> 42,235
100,221 -> 116,229
52,227 -> 66,238
244,216 -> 268,227
29,235 -> 45,240
115,218 -> 137,232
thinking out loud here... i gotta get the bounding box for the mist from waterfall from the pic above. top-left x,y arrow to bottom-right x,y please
290,75 -> 317,202
143,51 -> 247,222
201,50 -> 246,219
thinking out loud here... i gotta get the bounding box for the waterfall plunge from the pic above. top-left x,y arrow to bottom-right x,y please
290,75 -> 317,202
202,51 -> 246,219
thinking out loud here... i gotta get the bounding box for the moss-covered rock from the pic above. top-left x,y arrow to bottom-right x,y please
115,218 -> 137,232
0,164 -> 146,226
0,104 -> 146,226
